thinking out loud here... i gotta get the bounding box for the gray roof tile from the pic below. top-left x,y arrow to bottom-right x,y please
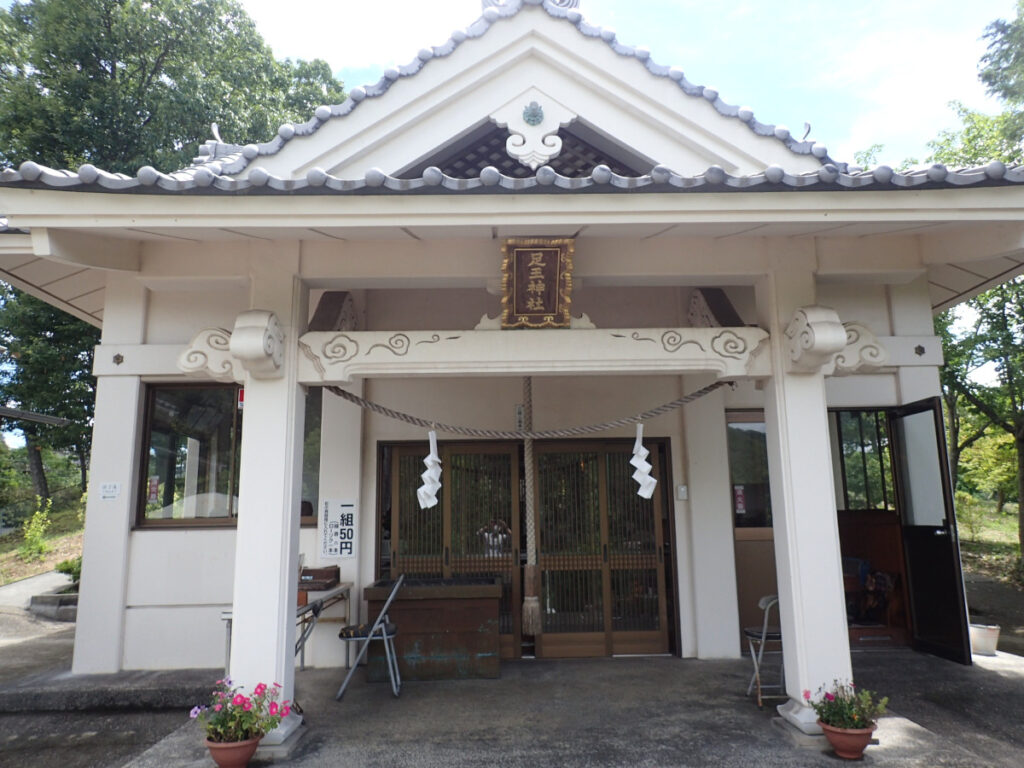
4,159 -> 1023,195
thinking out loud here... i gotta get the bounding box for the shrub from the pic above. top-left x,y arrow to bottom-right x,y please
17,497 -> 52,562
56,555 -> 82,583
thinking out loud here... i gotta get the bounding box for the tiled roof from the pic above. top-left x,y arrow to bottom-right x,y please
0,0 -> 839,192
178,0 -> 835,178
0,216 -> 27,234
2,159 -> 1021,194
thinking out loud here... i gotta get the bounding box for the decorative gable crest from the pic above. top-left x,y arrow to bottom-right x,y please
490,88 -> 578,170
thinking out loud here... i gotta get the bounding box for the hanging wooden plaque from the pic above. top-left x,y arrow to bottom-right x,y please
500,238 -> 574,329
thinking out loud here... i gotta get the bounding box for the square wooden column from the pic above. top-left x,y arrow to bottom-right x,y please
757,270 -> 853,734
73,275 -> 147,674
227,253 -> 306,744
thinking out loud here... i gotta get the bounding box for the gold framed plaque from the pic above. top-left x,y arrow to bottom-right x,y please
500,238 -> 574,329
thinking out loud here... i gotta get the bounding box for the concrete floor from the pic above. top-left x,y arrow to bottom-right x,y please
3,568 -> 1024,767
122,650 -> 1024,768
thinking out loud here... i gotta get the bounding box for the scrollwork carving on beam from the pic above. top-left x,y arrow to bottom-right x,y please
785,306 -> 847,374
229,310 -> 285,380
177,328 -> 242,382
831,322 -> 889,375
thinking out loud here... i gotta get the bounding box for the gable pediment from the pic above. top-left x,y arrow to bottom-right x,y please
227,5 -> 825,183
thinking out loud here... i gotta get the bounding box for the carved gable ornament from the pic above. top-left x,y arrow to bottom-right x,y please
501,238 -> 574,328
490,87 -> 578,170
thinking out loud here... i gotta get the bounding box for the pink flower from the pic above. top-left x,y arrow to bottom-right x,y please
214,704 -> 222,712
232,694 -> 245,706
825,692 -> 835,702
269,702 -> 279,716
243,699 -> 253,711
254,683 -> 267,696
273,682 -> 282,688
802,690 -> 811,701
281,705 -> 291,718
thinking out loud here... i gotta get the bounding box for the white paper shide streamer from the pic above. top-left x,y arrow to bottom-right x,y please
631,423 -> 657,499
416,430 -> 442,509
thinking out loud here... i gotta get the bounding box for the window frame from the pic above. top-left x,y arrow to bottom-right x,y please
134,382 -> 243,529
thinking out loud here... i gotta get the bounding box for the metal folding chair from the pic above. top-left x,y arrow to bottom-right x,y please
335,574 -> 404,700
744,594 -> 784,708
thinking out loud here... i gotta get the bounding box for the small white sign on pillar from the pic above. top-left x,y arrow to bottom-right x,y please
320,499 -> 356,560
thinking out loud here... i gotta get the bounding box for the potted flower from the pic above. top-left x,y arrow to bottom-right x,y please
190,678 -> 291,768
804,680 -> 888,760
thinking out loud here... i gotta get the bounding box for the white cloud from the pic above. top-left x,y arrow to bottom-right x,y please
241,0 -> 482,72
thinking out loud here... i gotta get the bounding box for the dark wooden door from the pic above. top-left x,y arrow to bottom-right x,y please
888,398 -> 971,664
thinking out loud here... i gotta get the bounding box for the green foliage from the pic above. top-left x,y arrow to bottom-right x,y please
17,496 -> 51,562
0,285 -> 100,495
805,680 -> 888,729
940,276 -> 1024,555
961,432 -> 1017,504
55,554 -> 81,582
853,143 -> 884,168
927,102 -> 1024,166
956,490 -> 986,540
0,0 -> 346,173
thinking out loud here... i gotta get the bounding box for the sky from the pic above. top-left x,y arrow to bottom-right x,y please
235,0 -> 1019,167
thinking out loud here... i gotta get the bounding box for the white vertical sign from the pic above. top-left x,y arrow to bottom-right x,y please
320,499 -> 356,560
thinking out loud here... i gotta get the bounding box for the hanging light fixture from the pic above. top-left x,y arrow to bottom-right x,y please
416,430 -> 442,509
631,423 -> 657,499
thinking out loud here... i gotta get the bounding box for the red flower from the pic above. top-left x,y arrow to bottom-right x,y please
824,692 -> 835,702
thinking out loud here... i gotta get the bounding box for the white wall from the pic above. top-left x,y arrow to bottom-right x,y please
123,530 -> 235,669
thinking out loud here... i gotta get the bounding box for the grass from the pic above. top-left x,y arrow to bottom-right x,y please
0,501 -> 85,587
956,496 -> 1023,589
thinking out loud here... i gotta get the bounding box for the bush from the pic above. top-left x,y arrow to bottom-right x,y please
955,491 -> 984,540
56,554 -> 82,583
17,496 -> 52,562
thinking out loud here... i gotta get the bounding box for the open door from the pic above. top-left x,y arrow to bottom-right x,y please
888,398 -> 972,664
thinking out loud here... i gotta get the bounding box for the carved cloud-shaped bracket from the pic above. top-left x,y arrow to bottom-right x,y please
230,310 -> 286,380
832,322 -> 889,375
785,306 -> 847,374
490,88 -> 577,170
177,328 -> 242,383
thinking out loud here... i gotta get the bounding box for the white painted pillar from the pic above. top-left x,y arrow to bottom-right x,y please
228,249 -> 305,744
890,277 -> 942,402
682,373 -> 740,658
756,270 -> 852,734
73,274 -> 148,674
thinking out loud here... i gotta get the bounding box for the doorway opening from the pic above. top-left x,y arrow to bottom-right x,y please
376,438 -> 677,659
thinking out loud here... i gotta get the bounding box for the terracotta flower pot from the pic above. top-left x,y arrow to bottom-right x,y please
204,735 -> 261,768
818,720 -> 876,760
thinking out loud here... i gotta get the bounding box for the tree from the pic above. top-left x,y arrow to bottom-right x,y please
0,0 -> 345,497
935,311 -> 990,491
943,277 -> 1024,555
960,431 -> 1018,513
0,0 -> 346,173
0,287 -> 100,496
927,102 -> 1024,167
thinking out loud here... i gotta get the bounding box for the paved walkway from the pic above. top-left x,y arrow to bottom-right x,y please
2,570 -> 1023,767
119,650 -> 1024,768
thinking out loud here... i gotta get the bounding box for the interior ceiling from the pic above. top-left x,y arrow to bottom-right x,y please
1,220 -> 1021,326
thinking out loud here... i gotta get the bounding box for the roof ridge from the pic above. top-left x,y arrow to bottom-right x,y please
182,0 -> 837,178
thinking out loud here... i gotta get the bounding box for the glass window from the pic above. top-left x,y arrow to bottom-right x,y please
139,385 -> 242,523
301,386 -> 322,524
138,384 -> 322,526
726,412 -> 772,528
833,410 -> 895,512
